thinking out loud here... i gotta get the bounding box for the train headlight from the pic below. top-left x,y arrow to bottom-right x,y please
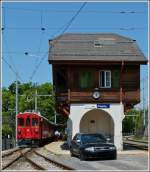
35,128 -> 38,133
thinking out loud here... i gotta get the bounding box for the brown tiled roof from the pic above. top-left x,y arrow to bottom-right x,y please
48,33 -> 147,64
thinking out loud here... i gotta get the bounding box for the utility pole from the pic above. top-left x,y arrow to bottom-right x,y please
142,80 -> 145,128
35,89 -> 37,112
16,73 -> 18,115
54,111 -> 57,124
15,73 -> 18,146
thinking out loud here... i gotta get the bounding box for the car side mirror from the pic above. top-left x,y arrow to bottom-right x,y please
76,139 -> 81,143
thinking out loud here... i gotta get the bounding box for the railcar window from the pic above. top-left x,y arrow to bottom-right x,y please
18,118 -> 24,126
32,118 -> 38,126
26,117 -> 30,126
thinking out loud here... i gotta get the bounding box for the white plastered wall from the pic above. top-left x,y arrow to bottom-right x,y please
67,103 -> 125,150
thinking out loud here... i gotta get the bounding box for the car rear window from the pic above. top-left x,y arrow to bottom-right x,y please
26,117 -> 30,126
18,118 -> 24,126
32,118 -> 38,126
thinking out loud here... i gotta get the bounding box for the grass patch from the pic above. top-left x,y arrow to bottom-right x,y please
131,136 -> 148,143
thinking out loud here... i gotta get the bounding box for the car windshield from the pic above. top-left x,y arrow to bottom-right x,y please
81,134 -> 107,144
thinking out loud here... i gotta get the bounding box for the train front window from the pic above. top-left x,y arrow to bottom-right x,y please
26,117 -> 30,126
32,118 -> 38,126
18,118 -> 24,126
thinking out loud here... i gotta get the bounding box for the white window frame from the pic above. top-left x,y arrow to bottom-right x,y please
99,70 -> 111,88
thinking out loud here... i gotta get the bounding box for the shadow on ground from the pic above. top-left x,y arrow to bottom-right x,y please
123,143 -> 138,150
60,141 -> 70,150
60,142 -> 139,151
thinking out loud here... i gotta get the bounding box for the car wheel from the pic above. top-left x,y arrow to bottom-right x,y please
70,151 -> 74,157
70,148 -> 74,157
112,153 -> 117,160
79,152 -> 86,161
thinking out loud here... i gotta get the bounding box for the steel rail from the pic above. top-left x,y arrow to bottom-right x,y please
2,148 -> 31,170
2,154 -> 22,170
20,151 -> 46,170
2,148 -> 45,170
2,147 -> 21,158
33,149 -> 75,170
123,140 -> 148,151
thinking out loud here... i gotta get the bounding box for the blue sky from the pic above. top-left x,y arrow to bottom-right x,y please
2,2 -> 148,107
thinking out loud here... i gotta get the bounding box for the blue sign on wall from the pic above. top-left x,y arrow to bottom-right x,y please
97,104 -> 110,108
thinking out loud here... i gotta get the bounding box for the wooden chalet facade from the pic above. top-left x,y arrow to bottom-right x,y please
48,33 -> 147,116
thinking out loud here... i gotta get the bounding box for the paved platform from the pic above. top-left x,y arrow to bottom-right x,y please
44,141 -> 148,156
45,141 -> 70,155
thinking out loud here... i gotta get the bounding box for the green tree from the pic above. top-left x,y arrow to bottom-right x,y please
2,82 -> 67,137
2,124 -> 13,137
123,109 -> 144,136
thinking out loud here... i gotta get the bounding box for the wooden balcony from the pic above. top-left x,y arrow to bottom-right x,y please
56,89 -> 140,104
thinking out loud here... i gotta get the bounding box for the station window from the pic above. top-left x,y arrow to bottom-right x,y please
79,71 -> 93,89
26,117 -> 30,126
32,118 -> 38,126
18,118 -> 24,126
99,70 -> 111,88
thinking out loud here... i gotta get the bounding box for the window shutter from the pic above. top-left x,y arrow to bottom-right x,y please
79,71 -> 92,89
112,70 -> 120,88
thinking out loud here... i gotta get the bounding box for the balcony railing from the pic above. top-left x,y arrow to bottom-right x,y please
56,89 -> 140,103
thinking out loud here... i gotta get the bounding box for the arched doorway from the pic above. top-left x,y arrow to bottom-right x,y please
80,109 -> 114,142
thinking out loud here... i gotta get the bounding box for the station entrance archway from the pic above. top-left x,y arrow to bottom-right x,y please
80,109 -> 114,141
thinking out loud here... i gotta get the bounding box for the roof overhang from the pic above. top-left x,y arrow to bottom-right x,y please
48,60 -> 147,65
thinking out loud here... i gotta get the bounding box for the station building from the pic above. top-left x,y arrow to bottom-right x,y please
48,33 -> 147,150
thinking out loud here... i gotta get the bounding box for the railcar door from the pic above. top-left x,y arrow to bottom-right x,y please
31,117 -> 39,139
39,118 -> 43,140
25,116 -> 31,138
17,117 -> 24,139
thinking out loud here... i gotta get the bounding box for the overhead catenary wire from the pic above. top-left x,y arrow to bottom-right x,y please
40,10 -> 43,28
2,57 -> 24,83
2,6 -> 146,14
28,2 -> 87,82
2,3 -> 147,89
37,10 -> 46,55
34,28 -> 46,66
3,36 -> 18,71
29,51 -> 49,82
2,27 -> 147,31
51,2 -> 87,38
3,6 -> 5,28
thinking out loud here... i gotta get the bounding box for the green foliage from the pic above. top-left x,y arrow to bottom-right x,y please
2,124 -> 13,137
123,109 -> 144,135
2,89 -> 15,112
2,82 -> 67,137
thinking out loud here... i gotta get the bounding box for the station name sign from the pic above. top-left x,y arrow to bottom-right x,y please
97,104 -> 110,108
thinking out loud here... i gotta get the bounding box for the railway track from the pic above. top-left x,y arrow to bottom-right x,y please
123,139 -> 148,151
33,149 -> 75,170
2,148 -> 31,170
2,148 -> 75,170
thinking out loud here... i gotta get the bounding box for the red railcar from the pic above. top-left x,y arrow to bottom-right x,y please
17,112 -> 56,146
